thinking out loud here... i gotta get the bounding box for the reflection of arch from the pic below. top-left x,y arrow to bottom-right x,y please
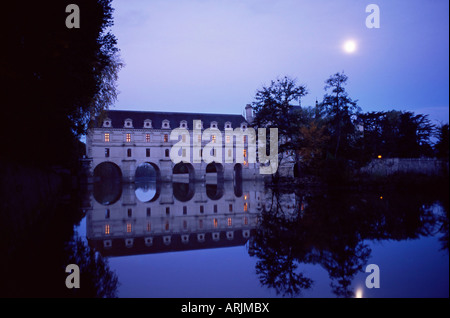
206,182 -> 224,200
173,182 -> 195,202
206,162 -> 224,182
135,181 -> 160,202
93,162 -> 122,205
233,164 -> 243,197
173,162 -> 195,181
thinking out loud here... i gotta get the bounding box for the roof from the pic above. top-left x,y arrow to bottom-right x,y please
95,109 -> 247,130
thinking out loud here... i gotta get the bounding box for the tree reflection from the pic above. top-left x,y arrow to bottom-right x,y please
250,185 -> 448,297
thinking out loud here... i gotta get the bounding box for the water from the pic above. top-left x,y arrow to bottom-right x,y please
1,176 -> 448,298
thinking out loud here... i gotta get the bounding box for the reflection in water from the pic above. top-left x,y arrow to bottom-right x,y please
93,179 -> 122,205
135,181 -> 158,202
88,178 -> 262,257
249,187 -> 449,298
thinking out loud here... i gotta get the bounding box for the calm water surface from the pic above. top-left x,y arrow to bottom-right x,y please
75,179 -> 449,298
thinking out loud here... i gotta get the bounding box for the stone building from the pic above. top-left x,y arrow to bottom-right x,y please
86,106 -> 262,183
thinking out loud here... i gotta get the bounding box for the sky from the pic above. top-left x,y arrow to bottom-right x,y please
110,0 -> 449,125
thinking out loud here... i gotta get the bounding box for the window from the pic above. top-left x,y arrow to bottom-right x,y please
105,148 -> 110,158
146,148 -> 150,157
104,133 -> 110,142
244,202 -> 248,212
105,209 -> 110,219
198,135 -> 202,143
146,133 -> 150,142
165,149 -> 170,157
146,207 -> 151,217
243,135 -> 247,143
226,135 -> 230,143
164,134 -> 168,142
213,218 -> 218,228
200,205 -> 204,213
183,206 -> 187,215
126,223 -> 132,233
244,217 -> 248,225
127,149 -> 132,157
214,205 -> 218,213
228,149 -> 232,158
126,133 -> 131,142
243,149 -> 247,158
199,219 -> 203,229
166,207 -> 170,215
127,209 -> 132,218
182,149 -> 186,157
146,222 -> 151,232
229,204 -> 233,212
212,135 -> 216,143
228,218 -> 232,227
105,224 -> 110,235
165,221 -> 169,231
183,220 -> 187,230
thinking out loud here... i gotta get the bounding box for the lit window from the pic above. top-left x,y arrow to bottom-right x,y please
212,135 -> 216,143
126,133 -> 131,142
226,135 -> 231,143
243,149 -> 247,157
244,217 -> 248,225
228,218 -> 232,227
126,223 -> 132,233
146,134 -> 150,142
104,133 -> 110,142
164,134 -> 168,142
243,135 -> 247,143
105,224 -> 110,235
213,218 -> 218,228
244,202 -> 248,212
146,222 -> 151,232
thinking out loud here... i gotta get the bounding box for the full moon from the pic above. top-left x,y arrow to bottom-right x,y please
343,40 -> 357,53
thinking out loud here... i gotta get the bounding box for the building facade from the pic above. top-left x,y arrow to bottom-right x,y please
86,107 -> 262,183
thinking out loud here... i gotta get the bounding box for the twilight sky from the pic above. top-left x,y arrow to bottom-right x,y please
110,0 -> 449,124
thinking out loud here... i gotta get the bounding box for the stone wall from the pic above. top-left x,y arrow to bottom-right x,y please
359,158 -> 448,176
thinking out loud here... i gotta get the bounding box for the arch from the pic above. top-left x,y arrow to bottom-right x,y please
206,182 -> 224,200
93,162 -> 122,205
173,182 -> 195,202
173,162 -> 195,181
135,162 -> 161,202
206,162 -> 224,182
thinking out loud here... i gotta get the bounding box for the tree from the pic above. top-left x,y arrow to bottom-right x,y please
250,76 -> 308,177
0,1 -> 122,167
319,72 -> 361,159
435,124 -> 449,160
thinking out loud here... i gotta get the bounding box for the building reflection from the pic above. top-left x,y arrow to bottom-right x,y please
86,179 -> 264,256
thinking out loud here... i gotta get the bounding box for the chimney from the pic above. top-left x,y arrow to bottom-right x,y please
245,104 -> 253,123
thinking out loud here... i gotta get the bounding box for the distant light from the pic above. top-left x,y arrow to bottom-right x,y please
343,40 -> 357,53
355,288 -> 363,298
380,196 -> 383,200
377,155 -> 382,159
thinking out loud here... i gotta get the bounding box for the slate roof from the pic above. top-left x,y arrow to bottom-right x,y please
96,110 -> 247,130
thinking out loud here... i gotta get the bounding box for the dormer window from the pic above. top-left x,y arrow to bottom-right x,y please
124,118 -> 133,128
180,120 -> 187,129
240,122 -> 247,130
103,118 -> 112,128
224,121 -> 232,130
194,120 -> 203,130
210,121 -> 218,129
162,120 -> 170,129
144,119 -> 152,128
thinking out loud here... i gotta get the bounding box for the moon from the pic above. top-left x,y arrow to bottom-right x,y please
343,40 -> 357,53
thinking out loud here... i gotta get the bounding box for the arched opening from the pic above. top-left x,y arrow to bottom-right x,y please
173,182 -> 195,202
206,162 -> 224,182
206,182 -> 224,200
173,162 -> 195,181
135,162 -> 161,202
93,162 -> 122,205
